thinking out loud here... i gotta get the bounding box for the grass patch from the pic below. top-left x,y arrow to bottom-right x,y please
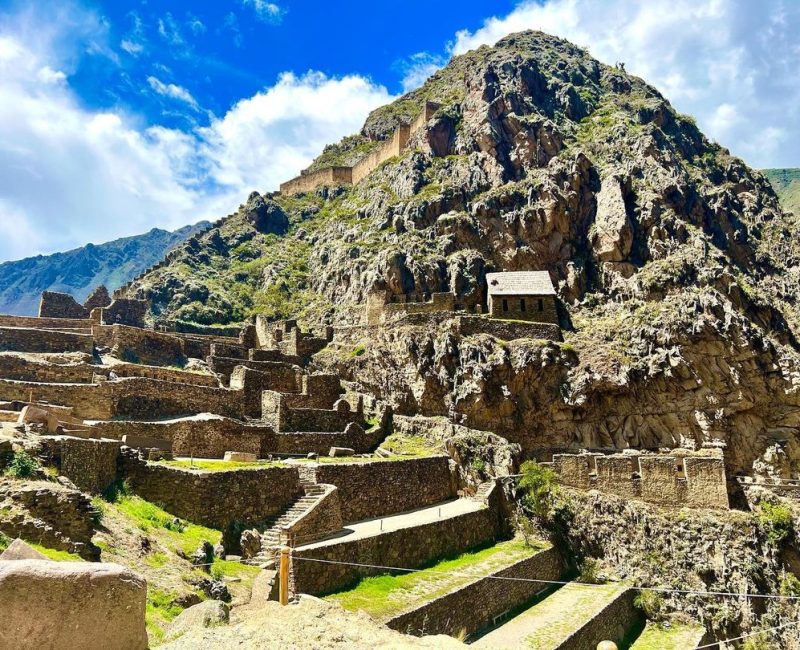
146,587 -> 183,646
28,542 -> 84,562
157,459 -> 283,472
378,433 -> 440,457
113,495 -> 221,556
326,539 -> 547,618
630,622 -> 706,650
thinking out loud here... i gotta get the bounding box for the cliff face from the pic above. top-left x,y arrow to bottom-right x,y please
127,31 -> 800,476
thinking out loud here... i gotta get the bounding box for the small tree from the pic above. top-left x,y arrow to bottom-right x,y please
517,460 -> 559,520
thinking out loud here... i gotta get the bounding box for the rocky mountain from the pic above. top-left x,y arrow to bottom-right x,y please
764,168 -> 800,216
126,31 -> 800,478
0,223 -> 210,316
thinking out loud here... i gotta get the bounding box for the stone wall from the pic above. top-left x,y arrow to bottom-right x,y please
488,293 -> 558,324
262,391 -> 362,433
366,291 -> 457,326
284,484 -> 343,547
0,326 -> 94,354
0,314 -> 93,330
291,501 -> 502,595
107,362 -> 220,387
264,428 -> 386,456
552,452 -> 729,509
386,546 -> 563,638
91,416 -> 265,458
283,374 -> 343,410
95,298 -> 147,328
229,365 -> 302,417
61,438 -> 120,494
557,588 -> 640,650
279,166 -> 352,195
93,324 -> 184,366
456,315 -> 562,341
39,291 -> 89,319
297,456 -> 455,523
0,356 -> 96,383
0,379 -> 113,419
120,450 -> 302,529
351,124 -> 410,184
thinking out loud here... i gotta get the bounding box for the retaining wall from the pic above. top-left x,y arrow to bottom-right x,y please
386,546 -> 563,638
0,315 -> 93,330
291,500 -> 502,595
297,456 -> 456,523
93,325 -> 184,366
552,453 -> 729,509
558,588 -> 640,650
262,391 -> 361,433
120,451 -> 302,529
456,315 -> 562,342
0,327 -> 94,354
279,166 -> 352,195
61,438 -> 120,494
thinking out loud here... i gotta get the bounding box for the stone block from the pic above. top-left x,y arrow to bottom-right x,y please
329,447 -> 355,457
224,451 -> 258,462
0,560 -> 148,650
0,539 -> 48,561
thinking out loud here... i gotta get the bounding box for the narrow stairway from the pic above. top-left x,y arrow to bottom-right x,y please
249,483 -> 326,565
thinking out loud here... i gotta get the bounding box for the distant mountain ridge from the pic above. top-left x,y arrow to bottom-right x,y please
763,168 -> 800,215
0,223 -> 210,316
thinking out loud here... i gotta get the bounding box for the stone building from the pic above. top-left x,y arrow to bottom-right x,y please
486,271 -> 558,323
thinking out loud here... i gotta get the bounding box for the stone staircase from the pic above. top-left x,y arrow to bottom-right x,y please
250,482 -> 327,565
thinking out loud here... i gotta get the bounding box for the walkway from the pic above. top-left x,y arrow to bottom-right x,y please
473,582 -> 628,649
297,497 -> 484,549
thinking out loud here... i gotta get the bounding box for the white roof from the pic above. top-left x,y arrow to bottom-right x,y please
486,271 -> 556,296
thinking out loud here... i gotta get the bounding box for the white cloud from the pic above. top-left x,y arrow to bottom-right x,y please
448,0 -> 800,169
240,0 -> 285,24
120,39 -> 143,56
397,52 -> 446,93
147,75 -> 199,111
0,18 -> 391,262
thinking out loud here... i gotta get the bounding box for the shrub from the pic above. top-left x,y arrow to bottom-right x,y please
350,344 -> 366,357
576,558 -> 603,584
102,479 -> 131,503
634,589 -> 665,621
779,572 -> 800,597
5,451 -> 39,478
517,460 -> 559,519
756,501 -> 794,546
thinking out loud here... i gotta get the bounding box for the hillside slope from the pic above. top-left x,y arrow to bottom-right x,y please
764,168 -> 800,215
125,31 -> 800,476
0,223 -> 210,315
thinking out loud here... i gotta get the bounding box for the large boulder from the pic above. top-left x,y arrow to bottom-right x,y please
244,192 -> 289,235
592,175 -> 633,262
18,404 -> 60,433
166,599 -> 230,641
0,560 -> 147,650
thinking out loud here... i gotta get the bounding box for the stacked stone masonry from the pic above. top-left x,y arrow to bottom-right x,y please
61,438 -> 121,494
386,547 -> 563,638
120,450 -> 302,529
552,452 -> 729,509
279,101 -> 439,195
296,456 -> 456,524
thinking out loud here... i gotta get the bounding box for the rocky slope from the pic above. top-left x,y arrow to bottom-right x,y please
0,223 -> 209,316
126,31 -> 800,478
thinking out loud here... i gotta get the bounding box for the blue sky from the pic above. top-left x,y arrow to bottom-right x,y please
0,0 -> 798,262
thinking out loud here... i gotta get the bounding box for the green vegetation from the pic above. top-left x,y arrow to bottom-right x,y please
576,558 -> 603,585
630,622 -> 705,650
350,344 -> 366,358
634,589 -> 665,621
763,168 -> 800,215
326,539 -> 547,618
756,501 -> 794,546
157,459 -> 282,472
517,460 -> 559,519
28,542 -> 84,562
378,433 -> 440,457
146,587 -> 184,645
4,451 -> 39,478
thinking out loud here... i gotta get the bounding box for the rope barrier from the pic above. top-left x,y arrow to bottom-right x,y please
288,555 -> 800,602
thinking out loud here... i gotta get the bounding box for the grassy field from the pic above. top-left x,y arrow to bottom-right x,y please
157,459 -> 283,472
325,539 -> 549,619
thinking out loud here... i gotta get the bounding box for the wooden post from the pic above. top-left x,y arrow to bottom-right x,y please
279,546 -> 290,606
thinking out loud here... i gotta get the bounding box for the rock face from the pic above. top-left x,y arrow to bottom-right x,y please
126,31 -> 800,477
0,560 -> 148,650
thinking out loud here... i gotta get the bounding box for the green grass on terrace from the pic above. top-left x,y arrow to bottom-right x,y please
325,538 -> 549,619
630,621 -> 706,650
155,459 -> 284,472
